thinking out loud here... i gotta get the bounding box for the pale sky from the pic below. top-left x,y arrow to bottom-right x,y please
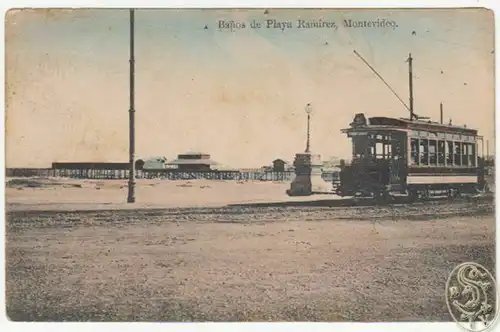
5,8 -> 495,168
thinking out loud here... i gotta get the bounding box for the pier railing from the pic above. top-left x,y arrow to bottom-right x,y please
6,167 -> 339,182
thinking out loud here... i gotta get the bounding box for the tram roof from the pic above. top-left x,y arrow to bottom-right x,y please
343,114 -> 478,136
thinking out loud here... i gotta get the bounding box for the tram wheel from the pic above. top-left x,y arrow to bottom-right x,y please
474,182 -> 490,195
420,188 -> 431,201
408,189 -> 418,203
448,187 -> 461,199
373,190 -> 393,204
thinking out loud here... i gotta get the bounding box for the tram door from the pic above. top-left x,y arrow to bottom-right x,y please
389,131 -> 407,193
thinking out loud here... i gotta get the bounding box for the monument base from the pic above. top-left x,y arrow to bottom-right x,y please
286,152 -> 332,196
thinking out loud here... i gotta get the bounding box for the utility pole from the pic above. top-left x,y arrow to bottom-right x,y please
408,53 -> 415,120
440,102 -> 443,124
127,8 -> 136,203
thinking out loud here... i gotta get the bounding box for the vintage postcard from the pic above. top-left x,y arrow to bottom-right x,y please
4,8 -> 496,326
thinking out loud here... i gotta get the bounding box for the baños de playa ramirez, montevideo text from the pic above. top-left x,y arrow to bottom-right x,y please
217,18 -> 399,31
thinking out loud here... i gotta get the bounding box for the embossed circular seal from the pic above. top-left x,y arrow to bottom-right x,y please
446,262 -> 498,332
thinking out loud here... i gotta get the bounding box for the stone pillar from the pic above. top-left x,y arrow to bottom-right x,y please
286,152 -> 332,196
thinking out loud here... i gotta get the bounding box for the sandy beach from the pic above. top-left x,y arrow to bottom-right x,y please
5,177 -> 495,321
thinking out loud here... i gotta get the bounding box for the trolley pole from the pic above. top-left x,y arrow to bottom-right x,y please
127,8 -> 136,203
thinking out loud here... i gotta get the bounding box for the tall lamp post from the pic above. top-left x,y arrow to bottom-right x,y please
127,8 -> 136,203
286,102 -> 331,196
305,103 -> 312,153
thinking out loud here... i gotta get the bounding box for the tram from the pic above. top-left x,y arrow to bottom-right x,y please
333,113 -> 487,200
332,51 -> 489,200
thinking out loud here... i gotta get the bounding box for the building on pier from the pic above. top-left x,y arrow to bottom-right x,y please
166,152 -> 220,171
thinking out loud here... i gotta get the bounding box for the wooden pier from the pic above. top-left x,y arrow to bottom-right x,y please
6,167 -> 338,182
6,161 -> 340,182
6,167 -> 297,181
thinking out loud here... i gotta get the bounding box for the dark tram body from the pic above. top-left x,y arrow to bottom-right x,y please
333,113 -> 487,199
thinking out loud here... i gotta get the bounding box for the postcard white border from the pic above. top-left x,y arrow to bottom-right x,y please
0,0 -> 498,332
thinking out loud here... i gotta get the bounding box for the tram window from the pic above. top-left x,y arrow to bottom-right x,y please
454,142 -> 462,166
420,139 -> 429,165
438,140 -> 445,165
468,143 -> 474,165
393,134 -> 406,158
467,143 -> 472,166
369,145 -> 375,156
462,143 -> 470,166
471,144 -> 476,166
410,138 -> 419,164
374,142 -> 383,159
429,140 -> 437,165
470,143 -> 476,166
446,141 -> 453,166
